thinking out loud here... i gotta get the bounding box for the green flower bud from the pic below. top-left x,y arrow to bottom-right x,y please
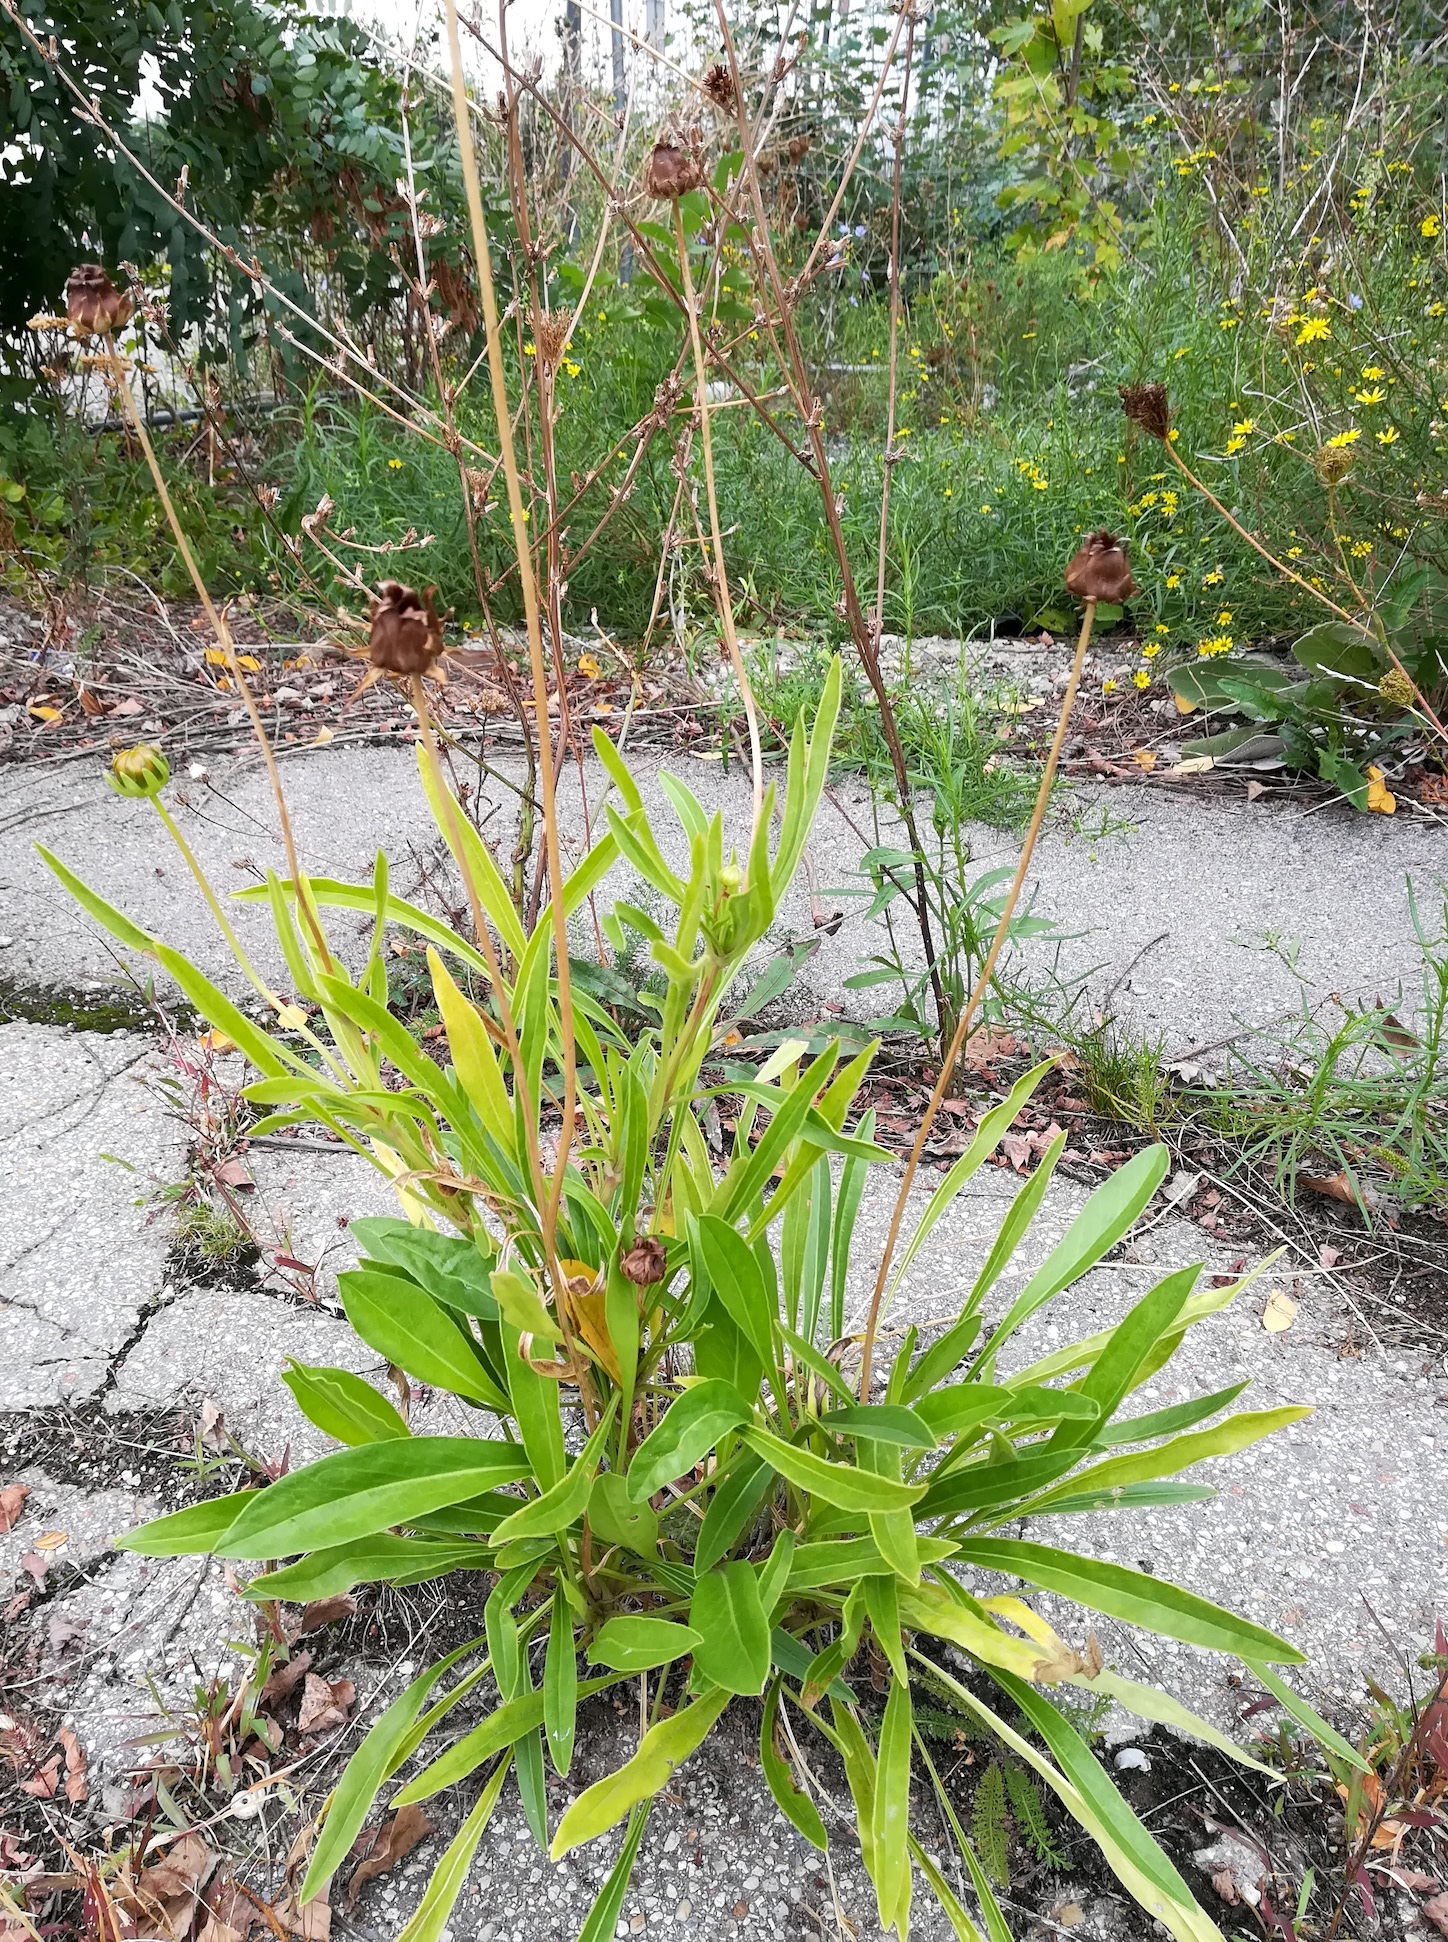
107,743 -> 170,799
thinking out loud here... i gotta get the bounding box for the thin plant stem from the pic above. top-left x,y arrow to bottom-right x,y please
873,15 -> 916,637
713,5 -> 949,1049
100,342 -> 332,971
150,799 -> 298,1028
442,0 -> 592,1421
673,199 -> 764,836
1163,438 -> 1448,747
857,599 -> 1098,1400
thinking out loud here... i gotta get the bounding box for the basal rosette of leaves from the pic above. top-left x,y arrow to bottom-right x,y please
42,663 -> 1321,1942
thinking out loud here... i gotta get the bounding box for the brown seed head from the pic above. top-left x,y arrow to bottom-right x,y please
702,61 -> 735,112
644,141 -> 703,201
65,264 -> 132,339
1065,531 -> 1139,604
1120,381 -> 1171,442
532,306 -> 574,367
1314,443 -> 1355,486
620,1236 -> 668,1286
368,580 -> 445,677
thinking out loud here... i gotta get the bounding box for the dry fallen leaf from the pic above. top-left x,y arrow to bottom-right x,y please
261,1650 -> 312,1707
1301,1171 -> 1377,1214
310,726 -> 335,747
273,1891 -> 330,1941
1380,1012 -> 1420,1053
1427,1895 -> 1448,1942
0,1482 -> 29,1532
57,1726 -> 87,1804
27,703 -> 62,723
34,1529 -> 67,1554
110,695 -> 144,716
1172,754 -> 1215,775
20,1755 -> 59,1799
1261,1289 -> 1299,1334
345,1805 -> 434,1909
1245,779 -> 1267,802
297,1673 -> 355,1734
1366,765 -> 1397,814
1211,1869 -> 1240,1906
1130,748 -> 1157,771
295,1594 -> 357,1635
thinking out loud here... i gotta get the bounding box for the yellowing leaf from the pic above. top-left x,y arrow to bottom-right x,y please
199,1029 -> 236,1055
1172,755 -> 1214,775
28,703 -> 62,723
311,725 -> 335,747
236,653 -> 262,672
577,652 -> 602,679
1366,765 -> 1396,814
1130,748 -> 1157,771
1261,1289 -> 1298,1334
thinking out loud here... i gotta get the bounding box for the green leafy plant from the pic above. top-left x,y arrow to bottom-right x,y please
45,647 -> 1319,1942
1168,575 -> 1448,805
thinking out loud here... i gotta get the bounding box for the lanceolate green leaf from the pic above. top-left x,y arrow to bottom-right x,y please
872,1674 -> 913,1930
214,1438 -> 532,1559
694,1450 -> 771,1574
691,1561 -> 771,1695
247,1535 -> 490,1602
587,1617 -> 704,1673
489,1397 -> 618,1544
1241,1661 -> 1373,1773
302,1639 -> 484,1902
742,1427 -> 925,1514
953,1539 -> 1306,1661
339,1270 -> 508,1411
1045,1264 -> 1199,1450
973,1144 -> 1170,1366
115,1491 -> 256,1557
394,1679 -> 617,1808
889,1059 -> 1056,1300
577,1805 -> 652,1942
545,1588 -> 578,1777
551,1685 -> 733,1857
1020,1408 -> 1311,1516
282,1361 -> 411,1446
628,1380 -> 753,1502
395,1755 -> 511,1942
761,1681 -> 827,1850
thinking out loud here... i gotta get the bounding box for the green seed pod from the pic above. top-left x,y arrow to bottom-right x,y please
107,743 -> 170,799
1378,666 -> 1416,709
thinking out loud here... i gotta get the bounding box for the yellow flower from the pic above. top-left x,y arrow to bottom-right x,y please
1355,386 -> 1386,406
1226,436 -> 1246,455
1197,633 -> 1234,657
1325,428 -> 1361,447
388,458 -> 403,470
597,309 -> 607,322
1376,426 -> 1399,444
563,360 -> 582,379
943,487 -> 953,499
1143,641 -> 1162,658
1031,477 -> 1047,490
1217,609 -> 1233,624
1202,567 -> 1224,586
1360,365 -> 1385,380
1161,490 -> 1179,514
1351,539 -> 1373,556
1132,670 -> 1151,689
1102,677 -> 1119,694
1422,214 -> 1442,238
1429,302 -> 1446,317
1295,317 -> 1331,345
1287,545 -> 1303,557
1232,417 -> 1255,436
1165,573 -> 1181,588
1173,346 -> 1191,359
